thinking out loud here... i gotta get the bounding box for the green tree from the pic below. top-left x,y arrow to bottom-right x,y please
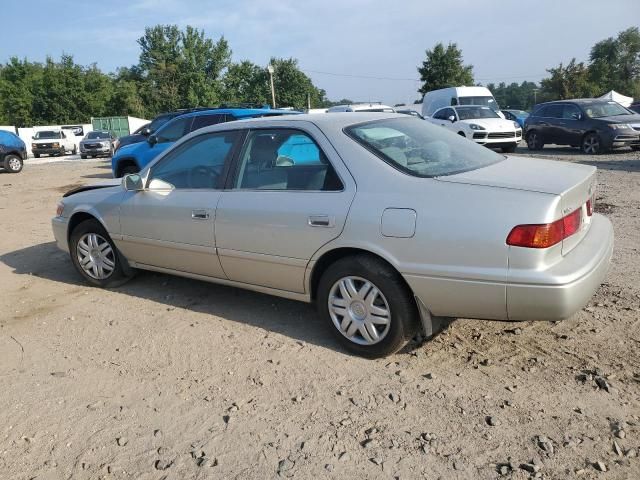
221,60 -> 269,105
417,42 -> 474,95
589,27 -> 640,98
487,81 -> 540,110
540,58 -> 597,100
269,57 -> 326,109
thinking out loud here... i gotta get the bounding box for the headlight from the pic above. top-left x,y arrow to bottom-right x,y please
32,143 -> 37,149
101,141 -> 109,147
53,142 -> 60,148
56,202 -> 65,217
608,124 -> 631,130
513,121 -> 521,129
469,124 -> 485,130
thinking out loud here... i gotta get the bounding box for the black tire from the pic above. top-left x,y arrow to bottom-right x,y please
72,145 -> 77,155
582,133 -> 602,155
80,154 -> 87,159
317,254 -> 419,358
502,144 -> 517,153
526,131 -> 544,150
120,165 -> 139,176
69,219 -> 133,288
34,154 -> 40,158
3,154 -> 23,173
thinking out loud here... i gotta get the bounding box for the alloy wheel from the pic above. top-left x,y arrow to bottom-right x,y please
583,135 -> 599,154
328,276 -> 391,345
76,233 -> 116,280
7,157 -> 22,172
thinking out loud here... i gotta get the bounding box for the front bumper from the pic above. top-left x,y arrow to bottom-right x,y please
472,130 -> 522,145
52,216 -> 70,253
80,144 -> 111,154
507,214 -> 613,321
610,132 -> 640,148
33,146 -> 65,155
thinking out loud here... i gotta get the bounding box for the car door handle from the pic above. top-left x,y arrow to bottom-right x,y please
191,209 -> 210,220
308,215 -> 334,227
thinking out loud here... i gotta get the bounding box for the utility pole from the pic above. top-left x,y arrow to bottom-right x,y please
307,92 -> 311,110
533,88 -> 539,105
267,64 -> 276,108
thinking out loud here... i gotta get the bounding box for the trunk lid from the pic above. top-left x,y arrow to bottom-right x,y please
437,156 -> 597,255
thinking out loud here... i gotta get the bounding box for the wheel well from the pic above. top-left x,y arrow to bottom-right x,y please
309,247 -> 405,301
67,212 -> 99,243
581,130 -> 598,140
115,158 -> 138,178
457,131 -> 465,137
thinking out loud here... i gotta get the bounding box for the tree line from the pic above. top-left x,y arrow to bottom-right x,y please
418,27 -> 640,110
0,25 -> 331,127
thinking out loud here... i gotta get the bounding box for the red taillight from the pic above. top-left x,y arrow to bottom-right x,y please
507,207 -> 582,249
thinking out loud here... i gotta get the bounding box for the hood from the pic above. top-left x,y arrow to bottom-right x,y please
459,118 -> 517,131
596,114 -> 640,125
437,155 -> 595,196
63,178 -> 121,197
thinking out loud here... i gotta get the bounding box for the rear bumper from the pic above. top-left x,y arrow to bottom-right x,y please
52,216 -> 70,253
507,214 -> 613,320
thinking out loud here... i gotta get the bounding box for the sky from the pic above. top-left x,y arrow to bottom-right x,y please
0,0 -> 638,105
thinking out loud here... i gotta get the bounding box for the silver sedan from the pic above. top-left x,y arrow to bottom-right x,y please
52,113 -> 613,357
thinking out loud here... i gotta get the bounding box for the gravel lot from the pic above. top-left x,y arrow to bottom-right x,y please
1,145 -> 639,479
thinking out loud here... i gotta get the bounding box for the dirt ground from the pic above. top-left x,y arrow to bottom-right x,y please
1,146 -> 639,480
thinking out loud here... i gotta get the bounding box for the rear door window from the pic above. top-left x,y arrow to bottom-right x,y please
155,117 -> 193,143
544,105 -> 563,118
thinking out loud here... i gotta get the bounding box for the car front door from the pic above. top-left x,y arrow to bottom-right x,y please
138,116 -> 194,169
215,126 -> 355,293
117,130 -> 241,278
558,104 -> 584,146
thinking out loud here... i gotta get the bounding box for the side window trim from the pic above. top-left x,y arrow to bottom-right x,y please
147,130 -> 244,190
225,127 -> 344,192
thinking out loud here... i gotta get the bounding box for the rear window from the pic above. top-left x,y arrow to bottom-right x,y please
345,117 -> 504,178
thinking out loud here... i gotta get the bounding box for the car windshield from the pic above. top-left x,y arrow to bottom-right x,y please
345,117 -> 504,177
455,106 -> 500,120
584,102 -> 633,118
35,131 -> 61,139
509,110 -> 529,117
458,96 -> 499,109
148,114 -> 174,132
86,131 -> 110,139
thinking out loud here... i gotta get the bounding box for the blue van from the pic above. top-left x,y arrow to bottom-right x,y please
111,108 -> 297,177
0,130 -> 27,173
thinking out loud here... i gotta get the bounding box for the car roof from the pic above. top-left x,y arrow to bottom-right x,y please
171,107 -> 299,121
536,98 -> 613,106
199,112 -> 409,131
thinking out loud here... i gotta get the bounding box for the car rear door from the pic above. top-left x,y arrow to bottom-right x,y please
118,130 -> 242,278
558,104 -> 584,146
214,124 -> 356,294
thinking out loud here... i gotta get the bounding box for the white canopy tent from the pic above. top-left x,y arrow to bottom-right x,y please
598,90 -> 633,107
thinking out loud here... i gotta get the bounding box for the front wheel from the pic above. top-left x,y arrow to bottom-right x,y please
80,154 -> 87,159
34,154 -> 40,158
317,255 -> 418,358
3,154 -> 23,173
631,145 -> 640,151
526,131 -> 544,150
582,133 -> 602,154
72,145 -> 77,155
69,219 -> 133,288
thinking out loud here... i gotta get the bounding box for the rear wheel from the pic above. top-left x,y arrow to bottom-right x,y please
582,133 -> 602,154
317,254 -> 418,358
69,219 -> 133,288
3,154 -> 23,173
526,131 -> 544,150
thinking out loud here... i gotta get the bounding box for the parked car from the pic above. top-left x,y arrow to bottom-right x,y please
31,129 -> 77,157
502,109 -> 529,128
111,107 -> 297,177
114,107 -> 222,153
0,130 -> 27,173
80,131 -> 117,159
327,103 -> 395,113
525,99 -> 640,154
628,102 -> 640,114
52,113 -> 613,358
427,105 -> 522,152
421,86 -> 502,117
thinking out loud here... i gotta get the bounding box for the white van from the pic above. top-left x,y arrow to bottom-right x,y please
421,86 -> 500,118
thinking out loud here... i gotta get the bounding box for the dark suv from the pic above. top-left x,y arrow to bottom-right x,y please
524,99 -> 640,154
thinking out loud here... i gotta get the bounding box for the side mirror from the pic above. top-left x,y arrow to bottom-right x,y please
123,173 -> 144,192
142,127 -> 152,136
448,115 -> 456,123
148,134 -> 158,146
